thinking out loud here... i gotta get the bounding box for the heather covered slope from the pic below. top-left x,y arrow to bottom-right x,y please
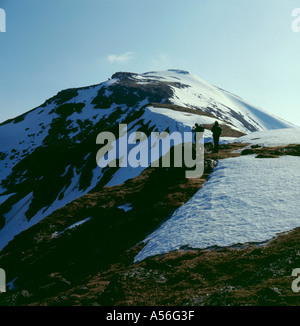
0,142 -> 226,305
0,141 -> 300,306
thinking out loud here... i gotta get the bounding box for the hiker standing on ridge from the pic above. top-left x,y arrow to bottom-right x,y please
211,121 -> 222,153
192,123 -> 204,144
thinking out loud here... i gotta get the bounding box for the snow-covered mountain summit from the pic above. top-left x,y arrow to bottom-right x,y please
0,69 -> 296,250
122,69 -> 294,131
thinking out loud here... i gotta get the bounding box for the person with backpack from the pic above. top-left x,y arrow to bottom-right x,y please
211,121 -> 222,153
192,123 -> 204,144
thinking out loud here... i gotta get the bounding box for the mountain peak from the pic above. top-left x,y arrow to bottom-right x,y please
167,69 -> 190,74
111,72 -> 139,80
0,69 -> 296,251
110,69 -> 190,81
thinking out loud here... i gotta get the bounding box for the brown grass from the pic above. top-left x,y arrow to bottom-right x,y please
1,142 -> 300,306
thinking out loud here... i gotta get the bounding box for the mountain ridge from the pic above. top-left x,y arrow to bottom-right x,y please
1,141 -> 300,306
0,70 -> 300,305
0,69 -> 296,252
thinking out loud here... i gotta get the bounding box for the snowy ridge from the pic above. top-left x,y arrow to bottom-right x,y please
0,69 -> 297,251
141,70 -> 294,132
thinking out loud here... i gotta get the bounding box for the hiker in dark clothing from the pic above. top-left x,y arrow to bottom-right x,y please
192,123 -> 204,144
211,121 -> 222,153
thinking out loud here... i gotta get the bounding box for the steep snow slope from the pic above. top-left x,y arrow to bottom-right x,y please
135,129 -> 300,262
140,70 -> 294,132
0,69 -> 296,250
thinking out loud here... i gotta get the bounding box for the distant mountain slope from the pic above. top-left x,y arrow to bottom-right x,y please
0,69 -> 295,250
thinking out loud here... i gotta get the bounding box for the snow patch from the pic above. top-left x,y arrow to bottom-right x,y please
52,217 -> 91,238
118,203 -> 133,212
135,155 -> 300,262
7,277 -> 18,290
0,192 -> 34,250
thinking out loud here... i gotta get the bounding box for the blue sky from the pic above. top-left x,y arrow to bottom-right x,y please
0,0 -> 300,126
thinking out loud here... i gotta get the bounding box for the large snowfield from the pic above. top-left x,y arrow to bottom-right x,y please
135,128 -> 300,262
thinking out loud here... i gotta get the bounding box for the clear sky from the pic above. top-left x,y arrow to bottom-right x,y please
0,0 -> 300,127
